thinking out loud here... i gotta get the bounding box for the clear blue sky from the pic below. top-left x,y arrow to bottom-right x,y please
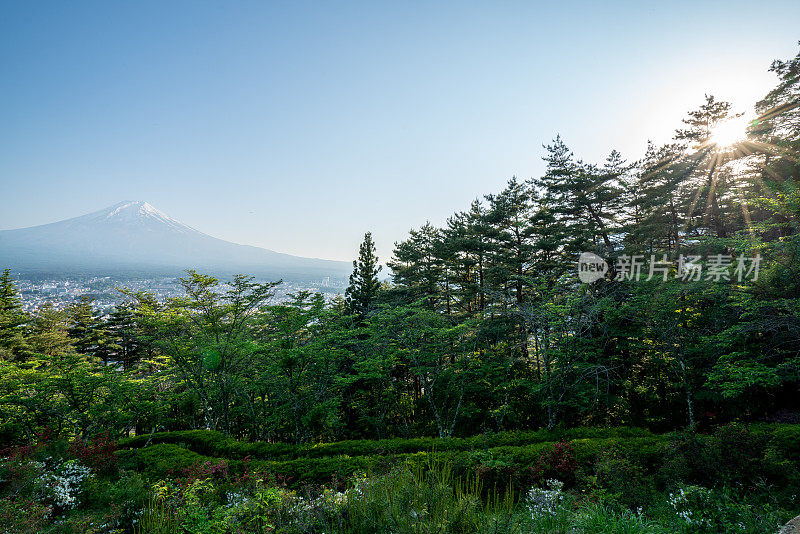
1,1 -> 798,262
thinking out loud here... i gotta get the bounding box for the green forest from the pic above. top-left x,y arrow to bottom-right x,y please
1,46 -> 799,533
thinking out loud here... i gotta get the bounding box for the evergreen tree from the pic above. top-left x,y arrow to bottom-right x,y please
67,296 -> 110,362
388,223 -> 444,309
533,137 -> 624,258
755,44 -> 800,146
0,269 -> 28,359
484,177 -> 535,310
675,94 -> 739,238
442,200 -> 491,316
345,232 -> 382,317
106,304 -> 142,369
629,141 -> 688,252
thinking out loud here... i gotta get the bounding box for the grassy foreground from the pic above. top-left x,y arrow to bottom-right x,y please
1,424 -> 799,533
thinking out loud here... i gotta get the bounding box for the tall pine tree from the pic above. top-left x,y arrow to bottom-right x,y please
0,269 -> 28,360
345,232 -> 382,317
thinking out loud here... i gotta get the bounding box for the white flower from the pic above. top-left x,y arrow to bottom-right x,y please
526,479 -> 565,517
36,460 -> 93,510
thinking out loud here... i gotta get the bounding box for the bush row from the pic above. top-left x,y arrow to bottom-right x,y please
117,424 -> 800,504
117,426 -> 656,461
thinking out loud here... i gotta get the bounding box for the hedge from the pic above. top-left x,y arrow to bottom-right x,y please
116,424 -> 800,492
117,426 -> 657,462
116,443 -> 215,479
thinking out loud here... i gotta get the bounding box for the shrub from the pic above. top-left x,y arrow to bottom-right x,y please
571,502 -> 670,534
335,457 -> 518,534
593,448 -> 655,508
662,423 -> 800,504
117,424 -> 800,505
68,432 -> 118,475
471,450 -> 522,493
0,498 -> 50,534
769,424 -> 800,457
118,426 -> 658,462
706,424 -> 770,486
525,478 -> 567,516
530,441 -> 577,485
0,456 -> 92,514
83,470 -> 148,528
667,484 -> 787,533
116,443 -> 215,480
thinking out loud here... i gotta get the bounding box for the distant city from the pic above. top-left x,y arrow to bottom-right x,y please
13,274 -> 347,312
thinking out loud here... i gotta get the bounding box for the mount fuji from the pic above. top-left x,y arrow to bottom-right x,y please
0,201 -> 351,280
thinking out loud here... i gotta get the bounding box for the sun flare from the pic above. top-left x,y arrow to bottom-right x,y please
709,115 -> 750,148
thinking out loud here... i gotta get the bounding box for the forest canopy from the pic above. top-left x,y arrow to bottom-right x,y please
1,45 -> 799,445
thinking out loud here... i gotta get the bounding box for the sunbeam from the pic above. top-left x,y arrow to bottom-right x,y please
709,115 -> 751,149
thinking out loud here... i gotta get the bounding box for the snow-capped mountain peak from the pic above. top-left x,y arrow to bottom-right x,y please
0,201 -> 352,280
105,200 -> 159,219
80,200 -> 200,234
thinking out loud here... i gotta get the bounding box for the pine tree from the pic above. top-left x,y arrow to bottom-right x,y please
753,45 -> 800,238
0,269 -> 28,359
675,94 -> 734,144
345,232 -> 382,317
107,304 -> 142,369
675,94 -> 740,238
388,223 -> 444,310
442,200 -> 491,316
67,296 -> 110,362
484,177 -> 535,309
755,45 -> 800,146
630,141 -> 688,252
532,137 -> 624,258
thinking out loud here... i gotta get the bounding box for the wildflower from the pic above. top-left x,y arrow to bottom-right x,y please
36,460 -> 93,510
526,479 -> 565,517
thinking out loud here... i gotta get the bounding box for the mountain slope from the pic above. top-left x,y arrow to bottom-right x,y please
0,201 -> 351,280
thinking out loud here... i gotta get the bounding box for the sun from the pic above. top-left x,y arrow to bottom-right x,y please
709,115 -> 750,148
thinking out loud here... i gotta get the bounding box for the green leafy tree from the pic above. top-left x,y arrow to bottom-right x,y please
256,291 -> 347,442
132,271 -> 279,435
